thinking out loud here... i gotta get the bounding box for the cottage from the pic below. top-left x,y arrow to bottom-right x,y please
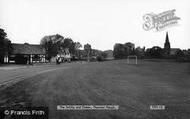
56,48 -> 71,63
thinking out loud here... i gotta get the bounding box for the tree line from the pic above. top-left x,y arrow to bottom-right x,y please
40,34 -> 107,62
113,43 -> 190,61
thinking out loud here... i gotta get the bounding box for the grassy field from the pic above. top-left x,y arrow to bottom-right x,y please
0,60 -> 190,119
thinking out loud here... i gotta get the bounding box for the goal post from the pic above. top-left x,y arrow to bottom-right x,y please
127,55 -> 138,65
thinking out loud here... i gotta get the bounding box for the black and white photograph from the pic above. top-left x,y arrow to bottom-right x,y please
0,0 -> 190,119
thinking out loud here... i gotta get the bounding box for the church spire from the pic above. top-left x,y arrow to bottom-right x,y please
164,31 -> 171,57
165,32 -> 169,43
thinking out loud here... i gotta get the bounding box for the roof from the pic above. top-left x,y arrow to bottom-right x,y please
12,43 -> 46,55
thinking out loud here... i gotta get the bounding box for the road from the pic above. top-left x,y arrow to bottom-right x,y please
0,64 -> 70,86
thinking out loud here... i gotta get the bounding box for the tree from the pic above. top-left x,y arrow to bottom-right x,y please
61,38 -> 75,55
145,46 -> 163,58
0,28 -> 12,63
101,52 -> 108,59
84,43 -> 92,62
74,42 -> 82,59
187,49 -> 190,60
0,28 -> 7,56
40,35 -> 59,61
74,42 -> 82,50
175,49 -> 185,59
113,43 -> 125,59
113,43 -> 135,59
40,34 -> 79,61
134,47 -> 145,59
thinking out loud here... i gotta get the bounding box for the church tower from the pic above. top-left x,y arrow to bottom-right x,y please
164,32 -> 171,57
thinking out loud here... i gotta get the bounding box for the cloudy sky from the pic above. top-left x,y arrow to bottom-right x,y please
0,0 -> 189,50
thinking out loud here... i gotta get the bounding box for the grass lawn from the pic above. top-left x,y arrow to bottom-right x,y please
0,60 -> 190,119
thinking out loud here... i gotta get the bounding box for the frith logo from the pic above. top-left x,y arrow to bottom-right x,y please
143,9 -> 180,31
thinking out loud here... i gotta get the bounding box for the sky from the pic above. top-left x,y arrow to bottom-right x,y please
0,0 -> 190,51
